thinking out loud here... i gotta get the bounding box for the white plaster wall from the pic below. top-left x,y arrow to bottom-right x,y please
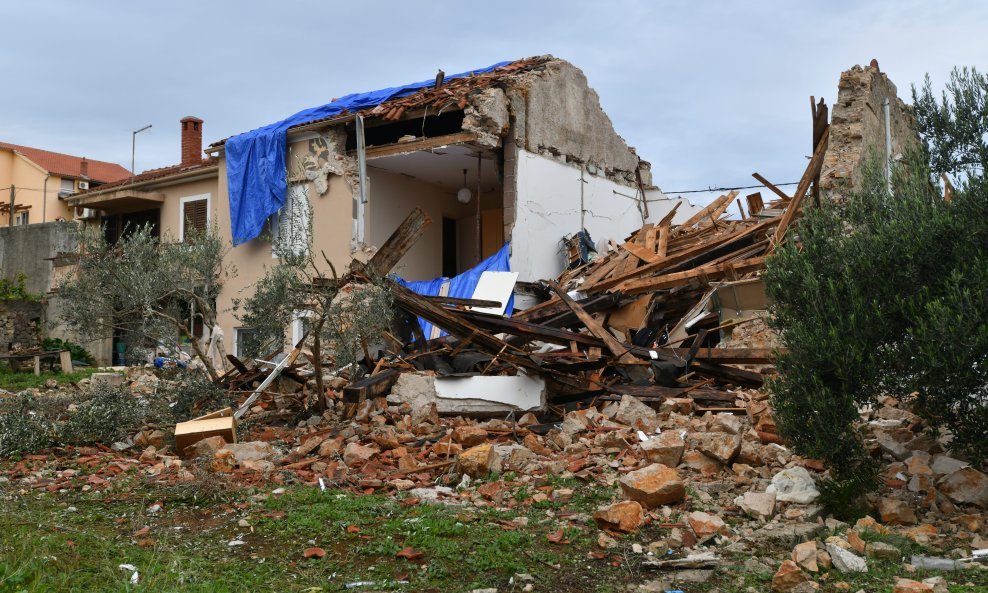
510,150 -> 699,282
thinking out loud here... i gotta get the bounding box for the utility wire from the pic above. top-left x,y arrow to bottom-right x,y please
662,181 -> 799,194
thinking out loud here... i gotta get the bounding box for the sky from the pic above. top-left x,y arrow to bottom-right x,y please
2,1 -> 986,206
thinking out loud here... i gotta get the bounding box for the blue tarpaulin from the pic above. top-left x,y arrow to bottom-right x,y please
395,243 -> 513,339
225,61 -> 512,246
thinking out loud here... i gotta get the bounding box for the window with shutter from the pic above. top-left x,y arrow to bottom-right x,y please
180,196 -> 209,241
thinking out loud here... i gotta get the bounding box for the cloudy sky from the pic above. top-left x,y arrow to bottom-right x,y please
2,1 -> 986,205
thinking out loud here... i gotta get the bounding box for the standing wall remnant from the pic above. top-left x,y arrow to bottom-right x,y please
820,60 -> 922,201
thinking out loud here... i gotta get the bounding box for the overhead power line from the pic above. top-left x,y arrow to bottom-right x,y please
662,181 -> 799,195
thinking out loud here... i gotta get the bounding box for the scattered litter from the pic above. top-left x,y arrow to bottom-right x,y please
117,564 -> 139,585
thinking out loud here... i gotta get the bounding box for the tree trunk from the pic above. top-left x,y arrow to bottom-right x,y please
312,314 -> 328,412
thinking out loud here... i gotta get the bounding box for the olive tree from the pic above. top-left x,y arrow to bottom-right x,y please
58,223 -> 230,381
234,184 -> 394,411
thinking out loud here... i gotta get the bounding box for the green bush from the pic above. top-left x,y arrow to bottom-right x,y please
61,383 -> 148,445
40,338 -> 95,366
0,273 -> 40,301
764,153 -> 987,516
156,369 -> 234,421
0,393 -> 56,456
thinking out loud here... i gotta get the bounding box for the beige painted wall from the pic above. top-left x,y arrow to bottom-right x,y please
158,177 -> 220,239
366,166 -> 488,281
213,139 -> 353,357
0,150 -> 74,225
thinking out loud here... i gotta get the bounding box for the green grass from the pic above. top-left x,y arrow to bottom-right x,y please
0,477 -> 634,593
0,366 -> 108,391
1,473 -> 986,593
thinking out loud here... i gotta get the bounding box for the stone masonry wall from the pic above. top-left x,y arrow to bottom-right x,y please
820,62 -> 922,201
0,300 -> 44,355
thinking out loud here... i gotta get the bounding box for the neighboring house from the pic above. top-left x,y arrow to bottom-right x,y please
69,56 -> 699,362
0,142 -> 130,226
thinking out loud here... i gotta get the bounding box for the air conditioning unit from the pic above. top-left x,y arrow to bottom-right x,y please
77,180 -> 89,190
74,207 -> 99,220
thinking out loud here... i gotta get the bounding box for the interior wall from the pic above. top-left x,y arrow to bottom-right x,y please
366,167 -> 494,281
511,149 -> 688,282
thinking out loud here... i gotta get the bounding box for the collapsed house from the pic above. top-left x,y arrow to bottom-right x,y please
63,56 -> 699,362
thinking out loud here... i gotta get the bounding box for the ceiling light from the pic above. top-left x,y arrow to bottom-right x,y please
457,168 -> 472,204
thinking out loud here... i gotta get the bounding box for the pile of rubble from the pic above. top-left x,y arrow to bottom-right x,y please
5,365 -> 985,591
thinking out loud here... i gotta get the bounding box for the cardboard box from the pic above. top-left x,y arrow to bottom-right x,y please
174,407 -> 237,457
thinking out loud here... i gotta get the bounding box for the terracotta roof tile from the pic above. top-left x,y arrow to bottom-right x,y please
209,56 -> 551,147
70,157 -> 219,196
0,141 -> 131,183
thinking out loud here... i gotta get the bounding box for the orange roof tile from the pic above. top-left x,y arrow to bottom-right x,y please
0,141 -> 131,183
209,56 -> 552,147
70,157 -> 219,197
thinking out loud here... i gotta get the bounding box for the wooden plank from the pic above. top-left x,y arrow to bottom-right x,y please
736,198 -> 747,220
365,207 -> 432,276
423,295 -> 501,309
226,354 -> 251,374
690,360 -> 765,386
621,240 -> 661,264
362,131 -> 477,159
771,126 -> 830,248
591,218 -> 777,293
677,191 -> 737,229
342,369 -> 401,403
751,173 -> 791,201
59,350 -> 73,374
548,281 -> 636,364
746,192 -> 764,215
616,256 -> 767,294
706,192 -> 737,225
644,226 -> 658,252
811,98 -> 829,206
657,220 -> 670,258
392,282 -> 540,373
579,253 -> 623,291
461,311 -> 605,348
658,347 -> 779,364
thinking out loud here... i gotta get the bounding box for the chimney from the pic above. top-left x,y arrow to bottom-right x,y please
80,157 -> 89,178
180,116 -> 204,166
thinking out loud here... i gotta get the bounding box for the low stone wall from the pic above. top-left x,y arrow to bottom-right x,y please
0,299 -> 44,355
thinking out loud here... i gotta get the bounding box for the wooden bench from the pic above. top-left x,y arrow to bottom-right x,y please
0,350 -> 73,375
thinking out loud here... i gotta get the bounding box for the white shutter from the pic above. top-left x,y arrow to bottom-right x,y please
275,183 -> 310,256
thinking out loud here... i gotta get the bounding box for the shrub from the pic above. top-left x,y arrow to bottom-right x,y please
40,338 -> 95,366
764,152 -> 987,515
0,273 -> 40,301
61,383 -> 149,445
156,369 -> 234,421
0,393 -> 56,456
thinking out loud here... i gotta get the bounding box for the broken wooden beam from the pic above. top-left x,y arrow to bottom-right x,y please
342,368 -> 401,403
659,347 -> 780,364
770,125 -> 830,249
548,281 -> 636,364
751,173 -> 791,202
365,207 -> 431,276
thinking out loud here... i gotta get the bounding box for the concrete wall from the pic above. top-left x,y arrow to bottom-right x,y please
504,60 -> 651,187
510,150 -> 687,283
821,63 -> 922,200
0,221 -> 76,294
0,221 -> 112,362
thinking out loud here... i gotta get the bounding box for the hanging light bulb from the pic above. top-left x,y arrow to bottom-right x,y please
456,168 -> 472,204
